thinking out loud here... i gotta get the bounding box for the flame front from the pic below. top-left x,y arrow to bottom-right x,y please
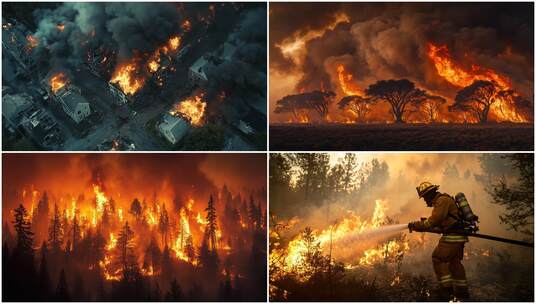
427,42 -> 527,122
110,60 -> 144,95
272,199 -> 409,281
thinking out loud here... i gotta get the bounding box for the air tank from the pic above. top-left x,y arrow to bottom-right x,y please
454,192 -> 478,222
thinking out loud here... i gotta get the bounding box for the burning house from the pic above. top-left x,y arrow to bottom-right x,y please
42,73 -> 91,124
1,20 -> 36,72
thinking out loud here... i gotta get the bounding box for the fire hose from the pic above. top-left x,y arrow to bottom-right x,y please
410,227 -> 534,248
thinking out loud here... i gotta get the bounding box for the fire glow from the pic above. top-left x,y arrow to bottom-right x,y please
49,72 -> 68,94
170,94 -> 207,126
271,200 -> 409,281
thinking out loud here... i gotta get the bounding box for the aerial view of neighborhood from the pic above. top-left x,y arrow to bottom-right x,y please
2,2 -> 267,151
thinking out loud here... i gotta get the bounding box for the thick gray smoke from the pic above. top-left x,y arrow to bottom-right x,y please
30,3 -> 184,73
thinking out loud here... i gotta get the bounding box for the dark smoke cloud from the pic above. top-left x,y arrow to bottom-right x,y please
270,3 -> 534,113
30,3 -> 186,72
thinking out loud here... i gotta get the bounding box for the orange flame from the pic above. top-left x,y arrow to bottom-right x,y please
110,60 -> 144,95
336,64 -> 363,96
49,72 -> 68,94
56,24 -> 65,31
427,42 -> 527,122
169,94 -> 207,126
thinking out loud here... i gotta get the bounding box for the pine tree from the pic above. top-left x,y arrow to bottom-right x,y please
13,204 -> 34,253
117,221 -> 137,281
34,192 -> 50,244
184,234 -> 195,262
38,242 -> 51,299
71,213 -> 81,253
48,203 -> 64,251
205,195 -> 218,251
159,204 -> 170,247
130,198 -> 142,221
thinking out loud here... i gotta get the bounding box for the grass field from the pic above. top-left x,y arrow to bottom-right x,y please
269,123 -> 534,151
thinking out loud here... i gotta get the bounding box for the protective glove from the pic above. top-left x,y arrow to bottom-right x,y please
408,222 -> 416,233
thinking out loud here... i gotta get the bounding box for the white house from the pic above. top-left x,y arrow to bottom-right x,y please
159,113 -> 190,145
57,89 -> 91,124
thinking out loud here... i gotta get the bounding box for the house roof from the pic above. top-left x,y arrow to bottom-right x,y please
160,113 -> 190,139
61,90 -> 89,113
189,56 -> 209,81
3,93 -> 32,123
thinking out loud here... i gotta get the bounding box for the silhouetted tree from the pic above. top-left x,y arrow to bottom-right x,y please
130,198 -> 142,221
34,192 -> 50,244
275,90 -> 336,120
338,95 -> 376,123
184,235 -> 195,263
420,95 -> 446,123
365,79 -> 429,123
48,203 -> 64,251
117,221 -> 137,280
205,195 -> 218,251
71,213 -> 81,253
13,204 -> 34,253
38,242 -> 51,299
159,204 -> 170,247
450,80 -> 513,123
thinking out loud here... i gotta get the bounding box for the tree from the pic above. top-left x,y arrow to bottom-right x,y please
340,153 -> 358,193
184,235 -> 195,263
130,198 -> 142,221
420,95 -> 446,123
55,269 -> 70,300
365,79 -> 429,123
182,124 -> 225,150
489,154 -> 534,236
159,204 -> 170,247
34,192 -> 50,244
275,90 -> 336,120
450,80 -> 512,123
38,242 -> 51,299
292,153 -> 330,201
71,213 -> 81,253
165,278 -> 182,301
48,203 -> 64,251
117,221 -> 137,280
338,95 -> 376,123
205,195 -> 218,251
13,204 -> 34,253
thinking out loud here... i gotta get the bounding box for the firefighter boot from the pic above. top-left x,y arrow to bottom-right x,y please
439,286 -> 454,302
454,286 -> 470,301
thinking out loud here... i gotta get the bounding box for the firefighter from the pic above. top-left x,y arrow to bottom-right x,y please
408,182 -> 470,301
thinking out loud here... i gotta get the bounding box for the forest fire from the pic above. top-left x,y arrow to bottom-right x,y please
272,200 -> 409,281
169,94 -> 207,126
3,153 -> 267,301
427,43 -> 528,123
49,72 -> 68,93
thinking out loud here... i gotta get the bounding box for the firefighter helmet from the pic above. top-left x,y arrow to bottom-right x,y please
416,182 -> 439,198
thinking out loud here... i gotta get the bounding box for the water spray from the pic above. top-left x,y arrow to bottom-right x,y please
331,224 -> 408,246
